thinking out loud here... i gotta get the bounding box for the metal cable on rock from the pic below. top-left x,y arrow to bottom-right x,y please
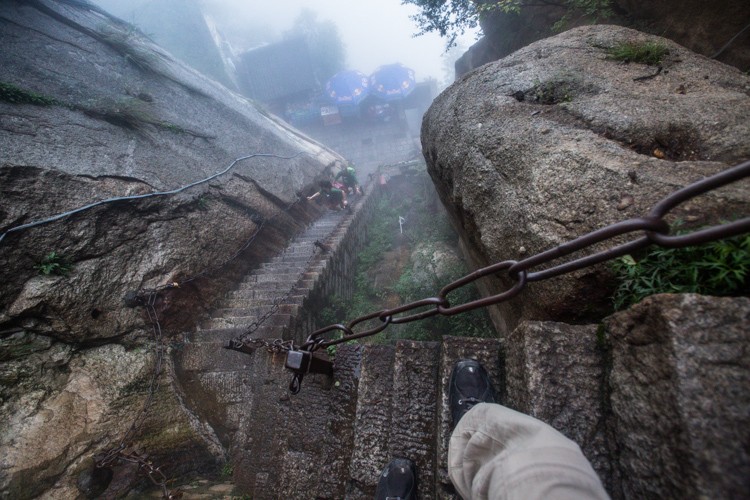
0,152 -> 305,245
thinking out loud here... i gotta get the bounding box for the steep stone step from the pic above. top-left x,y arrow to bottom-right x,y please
229,345 -> 363,499
198,313 -> 292,331
505,321 -> 610,489
175,338 -> 255,373
234,279 -> 314,291
261,261 -> 325,271
220,295 -> 306,309
242,272 -> 319,283
390,340 -> 441,500
211,304 -> 300,319
345,340 -> 441,499
184,326 -> 286,344
225,289 -> 307,301
178,326 -> 289,372
277,345 -> 362,499
435,336 -> 504,499
347,345 -> 396,499
276,254 -> 325,264
282,243 -> 322,253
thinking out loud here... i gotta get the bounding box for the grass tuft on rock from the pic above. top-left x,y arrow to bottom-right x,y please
606,40 -> 669,66
35,251 -> 72,276
0,82 -> 58,106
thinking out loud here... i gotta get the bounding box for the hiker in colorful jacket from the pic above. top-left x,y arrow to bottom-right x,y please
308,180 -> 347,210
335,165 -> 361,195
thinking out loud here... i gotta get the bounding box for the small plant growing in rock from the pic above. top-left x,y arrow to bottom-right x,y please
196,195 -> 210,211
530,78 -> 573,105
606,41 -> 669,66
611,231 -> 750,310
35,252 -> 73,276
220,462 -> 233,478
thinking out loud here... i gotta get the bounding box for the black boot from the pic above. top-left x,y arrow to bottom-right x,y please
375,457 -> 417,500
449,359 -> 496,430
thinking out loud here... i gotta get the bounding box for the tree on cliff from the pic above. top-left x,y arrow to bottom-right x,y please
284,9 -> 346,84
403,0 -> 613,47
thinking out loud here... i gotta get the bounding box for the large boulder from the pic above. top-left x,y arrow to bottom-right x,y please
0,1 -> 341,496
422,25 -> 750,335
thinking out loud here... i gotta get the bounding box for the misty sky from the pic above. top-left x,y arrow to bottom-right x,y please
97,0 -> 479,84
202,0 -> 479,82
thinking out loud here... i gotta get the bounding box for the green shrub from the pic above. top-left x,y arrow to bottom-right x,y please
606,41 -> 669,66
611,232 -> 750,310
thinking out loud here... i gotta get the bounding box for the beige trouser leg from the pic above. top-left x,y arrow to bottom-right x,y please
448,403 -> 609,500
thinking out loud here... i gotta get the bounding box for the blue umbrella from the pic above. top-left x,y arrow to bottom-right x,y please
325,70 -> 370,106
369,63 -> 416,101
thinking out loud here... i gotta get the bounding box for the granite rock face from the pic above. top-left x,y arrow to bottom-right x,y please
0,0 -> 340,343
423,25 -> 750,335
0,1 -> 341,497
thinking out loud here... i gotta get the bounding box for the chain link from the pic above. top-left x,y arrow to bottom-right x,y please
290,159 -> 749,359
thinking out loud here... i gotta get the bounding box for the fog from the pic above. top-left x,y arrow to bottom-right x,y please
95,0 -> 479,85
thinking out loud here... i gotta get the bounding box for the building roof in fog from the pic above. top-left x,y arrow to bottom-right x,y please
238,37 -> 317,102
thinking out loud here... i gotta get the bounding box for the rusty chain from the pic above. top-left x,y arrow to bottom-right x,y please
283,159 -> 750,393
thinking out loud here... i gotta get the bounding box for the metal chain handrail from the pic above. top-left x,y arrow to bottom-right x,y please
284,159 -> 750,393
0,152 -> 306,245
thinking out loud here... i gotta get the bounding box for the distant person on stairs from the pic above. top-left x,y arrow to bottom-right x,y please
335,163 -> 361,195
308,180 -> 347,211
375,359 -> 609,500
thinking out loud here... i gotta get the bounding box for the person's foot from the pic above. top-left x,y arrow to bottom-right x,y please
375,458 -> 417,500
449,359 -> 496,429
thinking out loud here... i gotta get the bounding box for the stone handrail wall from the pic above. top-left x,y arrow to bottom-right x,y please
288,176 -> 386,343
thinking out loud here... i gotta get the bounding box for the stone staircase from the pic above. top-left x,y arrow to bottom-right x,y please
174,208 -> 349,456
183,335 -> 503,500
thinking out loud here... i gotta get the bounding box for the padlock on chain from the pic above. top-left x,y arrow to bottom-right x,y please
285,349 -> 334,394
